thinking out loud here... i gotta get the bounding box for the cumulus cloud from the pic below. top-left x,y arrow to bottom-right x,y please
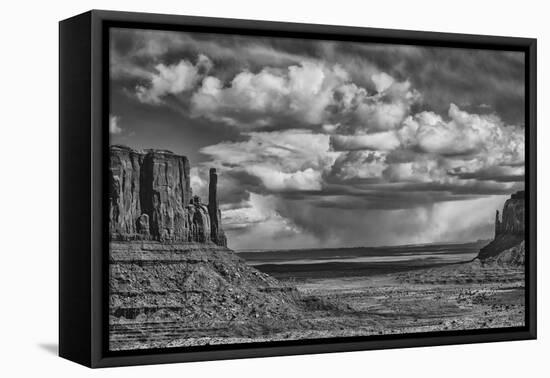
246,166 -> 322,191
189,166 -> 207,197
330,131 -> 401,151
119,37 -> 420,135
109,29 -> 526,249
327,104 -> 524,189
195,104 -> 524,216
350,78 -> 420,133
222,192 -> 276,230
109,115 -> 122,134
113,47 -> 418,134
136,54 -> 212,104
372,72 -> 395,92
191,61 -> 351,127
355,101 -> 410,132
329,151 -> 386,181
200,129 -> 339,192
398,104 -> 524,163
189,58 -> 421,136
382,158 -> 444,183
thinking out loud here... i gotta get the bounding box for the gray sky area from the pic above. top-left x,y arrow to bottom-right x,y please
109,28 -> 525,250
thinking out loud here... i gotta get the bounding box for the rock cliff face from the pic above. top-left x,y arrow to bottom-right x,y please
109,145 -> 226,246
478,191 -> 525,261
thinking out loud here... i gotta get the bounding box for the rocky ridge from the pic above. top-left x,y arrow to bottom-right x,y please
109,242 -> 304,322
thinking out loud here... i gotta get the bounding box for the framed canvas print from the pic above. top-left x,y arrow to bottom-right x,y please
59,10 -> 537,368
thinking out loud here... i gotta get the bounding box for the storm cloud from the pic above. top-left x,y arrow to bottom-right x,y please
109,28 -> 525,250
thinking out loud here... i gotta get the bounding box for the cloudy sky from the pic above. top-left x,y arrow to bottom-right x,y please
109,28 -> 525,251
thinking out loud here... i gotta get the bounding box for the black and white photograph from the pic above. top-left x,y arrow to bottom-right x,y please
2,0 -> 549,373
107,26 -> 527,352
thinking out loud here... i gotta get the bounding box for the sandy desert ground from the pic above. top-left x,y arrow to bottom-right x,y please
110,256 -> 524,350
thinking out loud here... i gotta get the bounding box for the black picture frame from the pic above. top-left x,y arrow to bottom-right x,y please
59,9 -> 537,368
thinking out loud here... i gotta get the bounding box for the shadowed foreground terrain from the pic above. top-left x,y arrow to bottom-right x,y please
109,241 -> 341,350
109,240 -> 524,351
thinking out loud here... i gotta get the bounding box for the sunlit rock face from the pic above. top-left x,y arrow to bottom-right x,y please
109,145 -> 226,246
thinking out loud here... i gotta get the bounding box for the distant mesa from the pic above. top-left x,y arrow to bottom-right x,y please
109,145 -> 227,246
478,190 -> 525,262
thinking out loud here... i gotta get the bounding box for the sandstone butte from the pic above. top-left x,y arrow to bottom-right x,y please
478,190 -> 525,263
109,144 -> 226,246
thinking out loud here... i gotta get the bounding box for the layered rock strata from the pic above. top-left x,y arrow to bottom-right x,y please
109,145 -> 226,246
109,241 -> 306,350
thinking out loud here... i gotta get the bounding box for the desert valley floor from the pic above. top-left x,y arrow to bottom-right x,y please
109,242 -> 525,350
